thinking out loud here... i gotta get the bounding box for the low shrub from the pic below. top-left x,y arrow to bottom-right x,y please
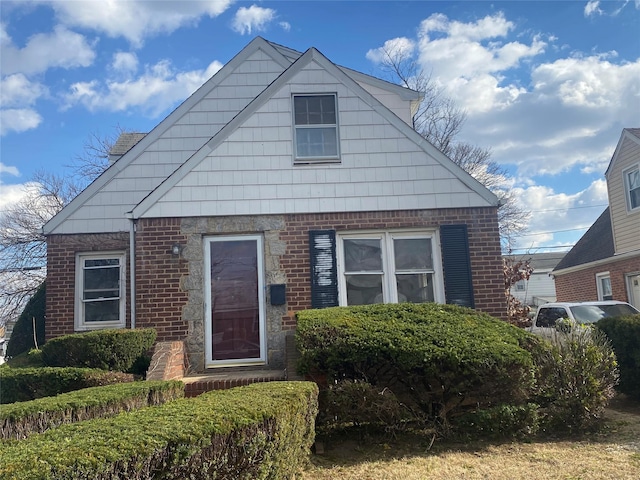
0,380 -> 184,439
41,328 -> 157,373
531,326 -> 618,433
296,303 -> 537,437
597,314 -> 640,399
0,381 -> 318,480
0,367 -> 134,404
451,403 -> 540,440
5,282 -> 46,358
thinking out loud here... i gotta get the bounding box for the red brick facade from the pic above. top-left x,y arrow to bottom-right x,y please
46,207 -> 506,347
555,254 -> 640,303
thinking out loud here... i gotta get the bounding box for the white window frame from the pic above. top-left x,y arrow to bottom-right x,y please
336,230 -> 445,306
292,93 -> 340,163
596,272 -> 613,301
623,164 -> 640,212
75,251 -> 126,331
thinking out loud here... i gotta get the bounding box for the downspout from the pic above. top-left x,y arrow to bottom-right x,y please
128,215 -> 137,329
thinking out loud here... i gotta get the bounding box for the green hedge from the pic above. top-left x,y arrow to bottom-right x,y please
0,367 -> 134,404
0,381 -> 318,480
1,380 -> 184,440
597,314 -> 640,399
296,303 -> 537,435
5,282 -> 46,358
41,328 -> 157,373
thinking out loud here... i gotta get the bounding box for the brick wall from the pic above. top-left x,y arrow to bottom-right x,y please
279,207 -> 506,325
555,254 -> 640,303
46,207 -> 506,353
46,233 -> 129,340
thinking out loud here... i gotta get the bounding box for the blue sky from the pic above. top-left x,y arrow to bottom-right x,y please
1,0 -> 639,253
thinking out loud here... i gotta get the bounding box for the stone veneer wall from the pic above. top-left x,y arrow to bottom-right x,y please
46,207 -> 505,373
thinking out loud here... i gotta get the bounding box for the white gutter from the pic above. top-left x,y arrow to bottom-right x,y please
128,216 -> 136,329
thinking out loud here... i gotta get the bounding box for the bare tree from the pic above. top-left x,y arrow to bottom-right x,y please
375,46 -> 530,249
0,128 -> 124,326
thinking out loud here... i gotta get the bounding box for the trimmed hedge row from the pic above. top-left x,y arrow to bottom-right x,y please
296,303 -> 538,434
597,314 -> 640,399
0,367 -> 134,404
1,380 -> 184,440
0,381 -> 318,480
41,328 -> 157,372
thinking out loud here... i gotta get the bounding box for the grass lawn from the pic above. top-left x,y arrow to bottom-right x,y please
301,395 -> 640,479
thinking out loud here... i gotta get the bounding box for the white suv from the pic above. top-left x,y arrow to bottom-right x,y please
529,301 -> 639,336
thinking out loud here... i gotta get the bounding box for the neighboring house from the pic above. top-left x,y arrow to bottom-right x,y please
553,128 -> 640,309
505,252 -> 565,307
43,37 -> 506,373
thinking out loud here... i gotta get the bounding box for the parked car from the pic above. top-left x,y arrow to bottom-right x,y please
529,301 -> 639,337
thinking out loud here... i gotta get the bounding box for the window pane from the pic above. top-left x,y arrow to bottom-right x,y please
84,266 -> 120,291
396,273 -> 434,303
628,169 -> 640,209
345,274 -> 383,305
85,290 -> 119,300
85,259 -> 120,268
344,239 -> 382,271
85,299 -> 120,322
294,95 -> 336,125
394,238 -> 433,270
296,127 -> 337,157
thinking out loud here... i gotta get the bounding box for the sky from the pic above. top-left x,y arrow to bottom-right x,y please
1,0 -> 639,254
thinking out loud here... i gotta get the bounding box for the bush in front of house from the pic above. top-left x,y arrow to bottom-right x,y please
0,367 -> 134,404
597,314 -> 640,400
5,282 -> 46,359
530,326 -> 619,433
0,381 -> 318,480
41,328 -> 157,373
1,380 -> 184,440
296,303 -> 537,438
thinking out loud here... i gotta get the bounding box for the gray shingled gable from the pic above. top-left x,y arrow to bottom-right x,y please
553,207 -> 614,271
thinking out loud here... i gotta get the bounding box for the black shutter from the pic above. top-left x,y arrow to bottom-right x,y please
309,230 -> 339,308
440,224 -> 475,308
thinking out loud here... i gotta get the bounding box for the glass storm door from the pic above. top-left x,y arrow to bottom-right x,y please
204,235 -> 265,367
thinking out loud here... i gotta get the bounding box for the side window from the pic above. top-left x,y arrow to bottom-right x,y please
624,165 -> 640,212
293,94 -> 339,163
536,307 -> 568,328
596,272 -> 613,301
75,252 -> 126,330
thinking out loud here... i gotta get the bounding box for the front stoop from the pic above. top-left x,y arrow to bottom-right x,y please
182,369 -> 286,397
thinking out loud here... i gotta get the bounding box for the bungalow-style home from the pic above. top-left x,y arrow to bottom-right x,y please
553,128 -> 640,309
43,37 -> 506,374
505,252 -> 565,307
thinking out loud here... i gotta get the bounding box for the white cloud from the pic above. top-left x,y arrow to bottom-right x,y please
0,163 -> 20,178
279,21 -> 291,32
584,1 -> 603,17
111,52 -> 139,74
0,74 -> 48,108
63,60 -> 223,117
232,5 -> 276,35
512,179 -> 609,250
0,108 -> 43,136
366,37 -> 416,64
0,24 -> 95,76
49,0 -> 234,47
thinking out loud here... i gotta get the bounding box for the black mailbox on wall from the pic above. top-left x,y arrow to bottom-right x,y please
270,284 -> 286,305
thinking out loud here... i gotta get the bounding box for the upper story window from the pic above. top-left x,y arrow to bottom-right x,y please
75,252 -> 126,330
293,94 -> 339,163
624,165 -> 640,212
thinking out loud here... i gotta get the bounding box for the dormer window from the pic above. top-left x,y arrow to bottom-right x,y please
624,165 -> 640,211
293,94 -> 339,163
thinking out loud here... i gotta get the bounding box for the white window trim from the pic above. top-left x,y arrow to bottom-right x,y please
623,163 -> 640,213
292,93 -> 340,164
75,251 -> 126,331
595,271 -> 612,301
336,229 -> 445,306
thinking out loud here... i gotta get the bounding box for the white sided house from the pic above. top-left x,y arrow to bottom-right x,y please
44,38 -> 506,375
